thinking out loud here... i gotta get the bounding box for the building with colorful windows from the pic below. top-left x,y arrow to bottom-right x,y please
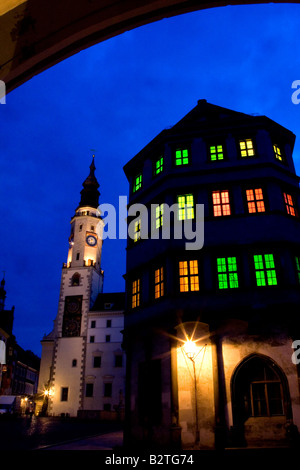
123,99 -> 300,450
36,158 -> 125,419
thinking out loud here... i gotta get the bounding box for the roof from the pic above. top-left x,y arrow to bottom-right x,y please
91,292 -> 125,312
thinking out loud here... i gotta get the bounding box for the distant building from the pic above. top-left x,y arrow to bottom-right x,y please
37,158 -> 125,419
0,277 -> 40,413
123,99 -> 300,449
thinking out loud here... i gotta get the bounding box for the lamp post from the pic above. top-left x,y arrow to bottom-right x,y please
183,339 -> 200,446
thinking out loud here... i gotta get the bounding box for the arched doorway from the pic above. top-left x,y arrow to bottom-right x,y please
231,354 -> 293,447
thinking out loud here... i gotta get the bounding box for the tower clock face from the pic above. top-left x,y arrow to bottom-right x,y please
86,235 -> 97,246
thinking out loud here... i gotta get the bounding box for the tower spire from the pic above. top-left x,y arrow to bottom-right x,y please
78,155 -> 100,209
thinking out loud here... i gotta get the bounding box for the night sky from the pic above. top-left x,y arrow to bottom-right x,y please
1,4 -> 300,357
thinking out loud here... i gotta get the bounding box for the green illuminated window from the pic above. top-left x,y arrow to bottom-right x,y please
175,148 -> 189,166
217,257 -> 239,289
133,173 -> 142,193
210,145 -> 224,161
239,139 -> 255,157
254,254 -> 277,286
155,204 -> 164,229
295,257 -> 300,284
155,157 -> 164,175
177,194 -> 194,220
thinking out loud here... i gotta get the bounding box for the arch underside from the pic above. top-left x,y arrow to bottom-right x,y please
0,0 -> 298,93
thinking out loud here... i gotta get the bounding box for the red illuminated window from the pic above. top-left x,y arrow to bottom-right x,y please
246,188 -> 265,213
212,190 -> 231,216
283,192 -> 296,216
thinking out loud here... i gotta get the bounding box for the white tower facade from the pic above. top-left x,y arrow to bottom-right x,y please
37,157 -> 105,417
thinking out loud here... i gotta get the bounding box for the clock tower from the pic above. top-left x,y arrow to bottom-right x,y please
40,156 -> 105,417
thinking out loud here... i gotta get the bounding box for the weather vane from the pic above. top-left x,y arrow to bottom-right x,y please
90,149 -> 97,158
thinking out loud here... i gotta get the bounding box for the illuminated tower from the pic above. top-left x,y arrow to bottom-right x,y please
38,157 -> 105,417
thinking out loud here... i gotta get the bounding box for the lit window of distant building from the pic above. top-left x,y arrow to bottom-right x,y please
217,257 -> 239,289
210,144 -> 224,161
154,267 -> 164,299
133,173 -> 142,193
239,139 -> 255,157
254,254 -> 277,286
246,188 -> 265,213
177,194 -> 194,220
179,260 -> 199,292
132,279 -> 140,308
175,148 -> 189,166
212,190 -> 231,216
155,156 -> 164,175
283,192 -> 296,216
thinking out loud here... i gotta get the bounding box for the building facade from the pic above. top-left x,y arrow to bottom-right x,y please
123,100 -> 300,449
37,158 -> 125,419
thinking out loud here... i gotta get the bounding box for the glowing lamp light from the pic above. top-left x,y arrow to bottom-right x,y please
183,339 -> 197,360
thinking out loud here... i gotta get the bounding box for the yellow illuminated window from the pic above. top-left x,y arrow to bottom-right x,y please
155,204 -> 164,229
210,145 -> 224,161
212,190 -> 231,216
154,267 -> 164,299
134,219 -> 141,242
246,188 -> 265,213
177,194 -> 194,220
283,192 -> 296,216
179,260 -> 199,292
274,144 -> 283,162
132,279 -> 140,308
239,139 -> 255,157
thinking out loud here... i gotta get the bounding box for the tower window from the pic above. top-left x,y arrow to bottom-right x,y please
91,225 -> 95,231
115,355 -> 123,367
212,190 -> 231,216
210,144 -> 224,161
239,139 -> 255,157
177,194 -> 194,220
72,359 -> 77,367
246,188 -> 265,213
283,192 -> 296,216
155,156 -> 164,175
132,279 -> 140,308
274,144 -> 283,162
90,335 -> 95,343
71,273 -> 80,286
134,219 -> 141,243
85,383 -> 94,398
155,204 -> 164,229
104,383 -> 112,397
133,173 -> 142,193
154,267 -> 164,299
175,148 -> 189,166
79,224 -> 83,231
217,257 -> 239,289
105,335 -> 111,343
179,260 -> 199,292
61,387 -> 68,402
254,254 -> 277,286
76,253 -> 80,260
93,356 -> 101,368
106,319 -> 112,327
91,320 -> 96,328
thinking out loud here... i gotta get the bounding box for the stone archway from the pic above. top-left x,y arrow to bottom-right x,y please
1,0 -> 299,93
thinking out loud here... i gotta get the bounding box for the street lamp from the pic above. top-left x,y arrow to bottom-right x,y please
183,338 -> 200,446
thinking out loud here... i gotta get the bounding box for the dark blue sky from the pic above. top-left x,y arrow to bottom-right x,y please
1,4 -> 300,356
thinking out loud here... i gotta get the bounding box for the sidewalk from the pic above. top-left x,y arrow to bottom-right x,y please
39,430 -> 123,450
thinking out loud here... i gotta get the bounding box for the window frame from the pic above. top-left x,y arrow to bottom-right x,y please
179,260 -> 200,292
154,266 -> 164,299
239,138 -> 255,158
212,190 -> 231,217
133,173 -> 142,193
174,147 -> 190,166
209,143 -> 225,162
216,256 -> 239,289
245,187 -> 266,214
283,192 -> 297,217
132,278 -> 141,309
177,194 -> 195,221
154,156 -> 164,176
253,253 -> 278,287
